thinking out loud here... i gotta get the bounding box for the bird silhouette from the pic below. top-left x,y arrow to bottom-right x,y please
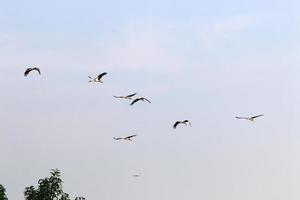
75,197 -> 86,200
235,114 -> 264,121
88,72 -> 107,83
130,97 -> 151,106
113,134 -> 137,141
114,92 -> 137,100
24,67 -> 41,77
173,120 -> 192,129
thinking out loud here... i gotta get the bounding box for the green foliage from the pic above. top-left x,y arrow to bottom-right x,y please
0,184 -> 8,200
24,169 -> 70,200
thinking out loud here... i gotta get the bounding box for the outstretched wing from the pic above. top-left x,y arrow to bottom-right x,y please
33,67 -> 41,75
113,95 -> 123,98
126,134 -> 137,139
130,98 -> 140,106
113,137 -> 123,140
251,114 -> 264,119
143,98 -> 151,103
173,121 -> 181,129
88,76 -> 93,79
126,92 -> 137,98
24,68 -> 31,76
97,72 -> 107,80
235,116 -> 249,120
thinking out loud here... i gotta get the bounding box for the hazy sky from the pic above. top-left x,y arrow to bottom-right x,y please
1,0 -> 300,200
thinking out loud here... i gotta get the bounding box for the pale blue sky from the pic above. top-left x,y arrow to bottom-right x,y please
0,0 -> 300,200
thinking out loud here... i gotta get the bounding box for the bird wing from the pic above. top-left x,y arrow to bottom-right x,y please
235,116 -> 248,120
126,134 -> 137,139
143,98 -> 151,103
130,98 -> 140,106
113,95 -> 123,98
113,137 -> 123,140
126,93 -> 137,98
33,67 -> 41,75
251,114 -> 264,119
173,121 -> 180,129
24,68 -> 31,76
97,72 -> 107,80
88,76 -> 93,79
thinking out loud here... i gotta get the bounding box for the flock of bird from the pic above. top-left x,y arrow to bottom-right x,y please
24,67 -> 264,176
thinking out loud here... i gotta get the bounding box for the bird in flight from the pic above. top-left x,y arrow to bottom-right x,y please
75,197 -> 86,200
132,174 -> 141,177
130,97 -> 151,106
173,120 -> 192,129
114,92 -> 137,100
24,67 -> 41,77
113,134 -> 137,141
88,72 -> 107,83
235,114 -> 264,121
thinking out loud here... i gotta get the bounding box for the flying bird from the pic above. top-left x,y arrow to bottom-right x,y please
114,92 -> 137,100
235,114 -> 264,121
24,67 -> 41,77
113,134 -> 137,141
88,72 -> 107,83
132,174 -> 141,177
130,97 -> 151,106
75,197 -> 86,200
173,120 -> 192,129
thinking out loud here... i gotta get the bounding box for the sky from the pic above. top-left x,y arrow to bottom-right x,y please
0,0 -> 300,199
